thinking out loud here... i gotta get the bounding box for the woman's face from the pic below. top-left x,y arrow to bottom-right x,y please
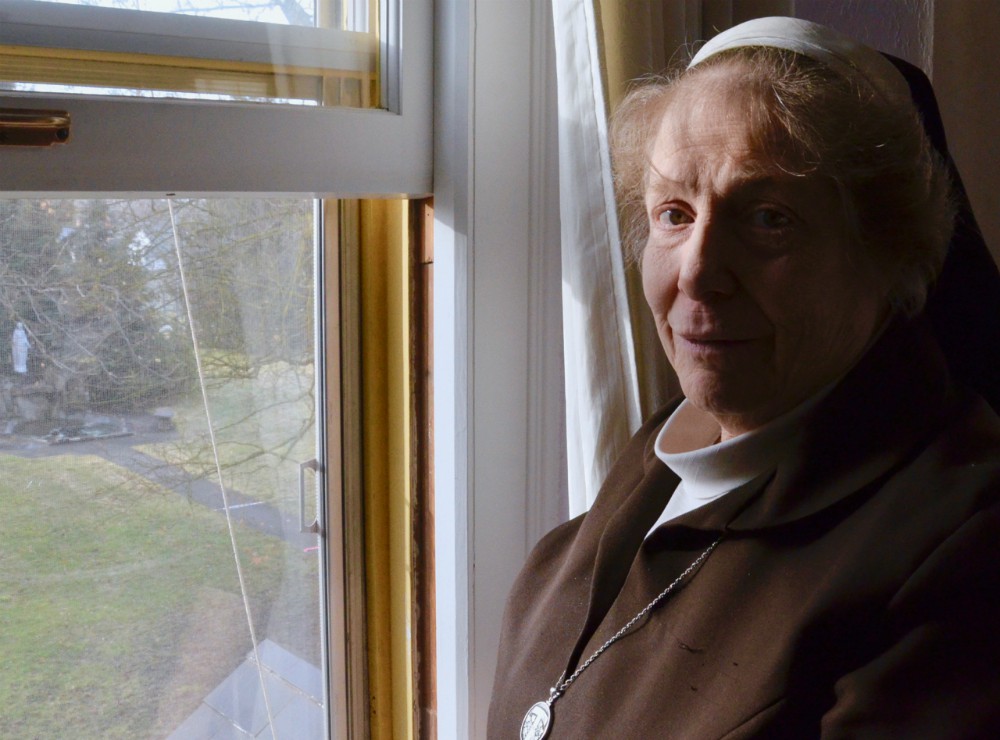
641,80 -> 887,440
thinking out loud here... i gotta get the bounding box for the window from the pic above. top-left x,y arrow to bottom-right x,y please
3,2 -> 564,738
0,195 -> 329,739
0,1 -> 430,739
0,0 -> 431,194
1,0 -> 376,106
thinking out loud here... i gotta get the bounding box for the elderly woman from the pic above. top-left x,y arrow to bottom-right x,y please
488,17 -> 1000,739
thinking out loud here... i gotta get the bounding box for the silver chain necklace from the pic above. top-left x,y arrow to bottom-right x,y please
519,537 -> 723,740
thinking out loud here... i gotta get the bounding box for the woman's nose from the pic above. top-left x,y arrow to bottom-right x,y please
676,218 -> 738,299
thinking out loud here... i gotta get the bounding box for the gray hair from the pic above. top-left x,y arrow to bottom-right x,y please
610,46 -> 954,316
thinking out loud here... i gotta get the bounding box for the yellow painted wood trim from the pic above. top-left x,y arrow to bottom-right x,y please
359,199 -> 413,740
0,43 -> 373,75
360,199 -> 391,739
386,201 -> 413,740
0,44 -> 374,103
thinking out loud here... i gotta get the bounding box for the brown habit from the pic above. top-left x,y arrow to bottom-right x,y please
488,318 -> 1000,738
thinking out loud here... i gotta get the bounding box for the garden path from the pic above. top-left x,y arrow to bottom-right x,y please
0,418 -> 318,549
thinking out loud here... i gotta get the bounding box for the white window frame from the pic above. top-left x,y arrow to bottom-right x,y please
433,1 -> 567,737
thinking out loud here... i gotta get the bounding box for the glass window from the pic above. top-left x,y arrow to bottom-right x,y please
0,196 -> 332,738
0,0 -> 377,106
0,0 -> 431,197
27,0 -> 365,29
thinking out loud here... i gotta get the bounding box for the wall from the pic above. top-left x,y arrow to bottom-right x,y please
795,0 -> 932,70
934,2 -> 1000,261
795,0 -> 999,262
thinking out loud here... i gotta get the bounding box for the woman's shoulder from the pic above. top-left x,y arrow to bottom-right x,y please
517,398 -> 688,582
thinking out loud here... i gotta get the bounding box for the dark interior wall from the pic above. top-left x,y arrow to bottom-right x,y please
794,0 -> 999,262
794,0 -> 932,69
933,3 -> 1000,262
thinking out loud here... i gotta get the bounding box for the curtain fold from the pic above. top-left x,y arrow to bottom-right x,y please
552,0 -> 687,515
552,0 -> 641,516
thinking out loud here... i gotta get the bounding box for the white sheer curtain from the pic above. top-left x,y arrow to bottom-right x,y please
551,0 -> 641,516
551,0 -> 689,515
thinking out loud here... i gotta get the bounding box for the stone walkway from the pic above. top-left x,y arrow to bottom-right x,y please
0,416 -> 317,549
167,639 -> 325,740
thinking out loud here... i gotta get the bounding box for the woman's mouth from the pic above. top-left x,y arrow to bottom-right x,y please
675,334 -> 761,358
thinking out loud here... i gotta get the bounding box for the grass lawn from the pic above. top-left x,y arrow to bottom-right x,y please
137,360 -> 316,517
0,451 -> 320,740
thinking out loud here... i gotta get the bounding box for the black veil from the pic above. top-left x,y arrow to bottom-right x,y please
887,55 -> 1000,414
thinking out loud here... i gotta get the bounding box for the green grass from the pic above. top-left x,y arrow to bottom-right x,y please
0,452 -> 320,740
137,360 -> 317,516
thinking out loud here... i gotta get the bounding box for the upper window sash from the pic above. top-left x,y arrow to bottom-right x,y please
0,1 -> 374,77
0,0 -> 431,196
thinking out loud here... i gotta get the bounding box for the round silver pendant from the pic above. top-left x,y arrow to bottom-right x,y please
520,701 -> 552,740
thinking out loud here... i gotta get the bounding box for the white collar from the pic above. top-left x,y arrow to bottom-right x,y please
646,386 -> 832,539
653,398 -> 813,501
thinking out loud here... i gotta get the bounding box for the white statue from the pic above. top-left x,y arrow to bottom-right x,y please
12,322 -> 29,375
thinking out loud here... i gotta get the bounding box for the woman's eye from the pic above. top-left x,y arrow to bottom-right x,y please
750,208 -> 791,229
657,209 -> 692,227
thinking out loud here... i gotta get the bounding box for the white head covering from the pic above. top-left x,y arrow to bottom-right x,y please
688,16 -> 912,108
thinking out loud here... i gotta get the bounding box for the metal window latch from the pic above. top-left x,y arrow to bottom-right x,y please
0,108 -> 71,146
298,458 -> 323,535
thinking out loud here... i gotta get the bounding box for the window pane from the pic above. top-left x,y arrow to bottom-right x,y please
1,1 -> 377,105
0,198 -> 330,739
24,0 -> 365,31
